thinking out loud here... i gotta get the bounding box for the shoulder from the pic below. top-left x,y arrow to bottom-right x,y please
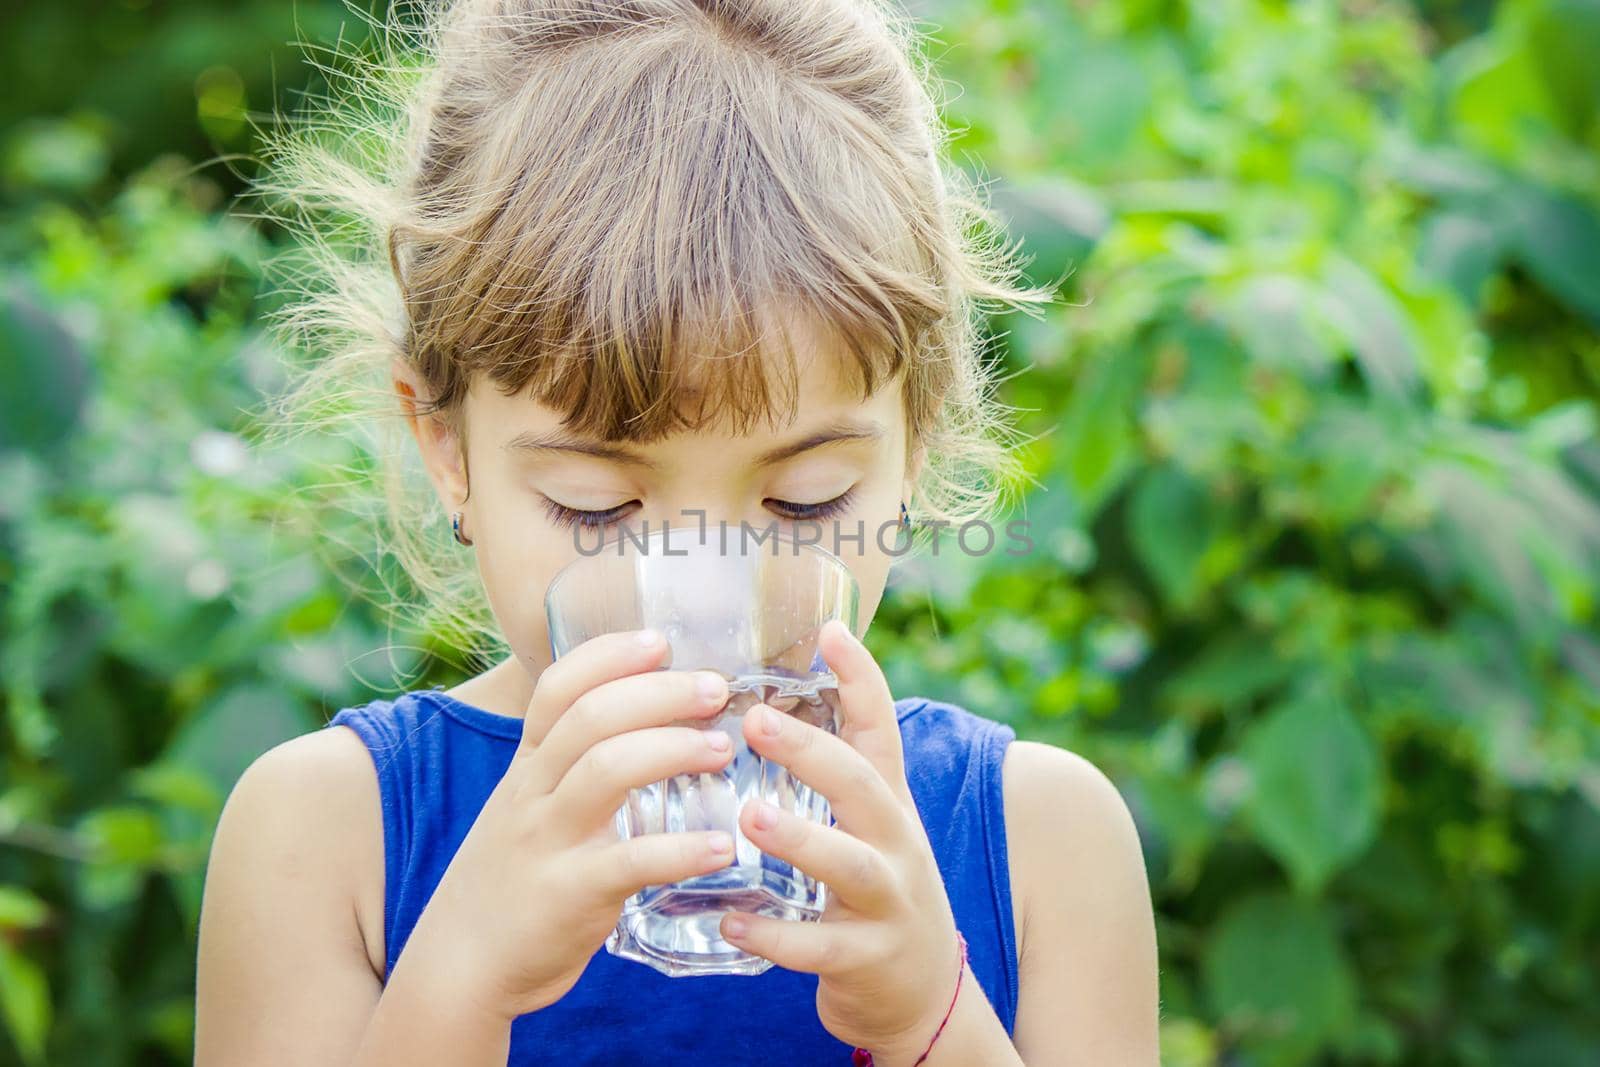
202,725 -> 386,975
195,726 -> 390,1060
220,723 -> 383,841
999,740 -> 1160,1063
999,740 -> 1143,869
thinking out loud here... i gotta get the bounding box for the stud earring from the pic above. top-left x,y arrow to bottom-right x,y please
451,510 -> 474,547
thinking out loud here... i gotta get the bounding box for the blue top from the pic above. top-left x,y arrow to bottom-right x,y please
327,689 -> 1020,1064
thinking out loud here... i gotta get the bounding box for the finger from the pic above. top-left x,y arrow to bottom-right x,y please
742,702 -> 910,849
527,667 -> 730,794
818,619 -> 910,798
586,829 -> 736,901
718,910 -> 880,976
522,629 -> 673,749
550,725 -> 734,831
739,798 -> 898,913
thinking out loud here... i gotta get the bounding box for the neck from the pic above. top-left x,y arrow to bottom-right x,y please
443,652 -> 542,720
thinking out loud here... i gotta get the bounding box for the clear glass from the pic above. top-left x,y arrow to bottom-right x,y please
544,525 -> 860,977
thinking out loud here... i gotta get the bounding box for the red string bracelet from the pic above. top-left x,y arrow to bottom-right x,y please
851,930 -> 968,1067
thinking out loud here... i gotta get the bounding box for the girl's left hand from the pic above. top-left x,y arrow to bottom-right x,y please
719,618 -> 967,1060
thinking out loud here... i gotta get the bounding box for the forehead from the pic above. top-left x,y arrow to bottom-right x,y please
671,337 -> 884,428
473,310 -> 905,443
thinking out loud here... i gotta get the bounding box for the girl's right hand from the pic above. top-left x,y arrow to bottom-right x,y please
397,628 -> 734,1022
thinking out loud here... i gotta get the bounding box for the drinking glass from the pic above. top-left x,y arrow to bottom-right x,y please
544,525 -> 860,977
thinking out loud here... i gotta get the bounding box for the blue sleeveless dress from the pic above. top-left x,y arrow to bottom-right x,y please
327,689 -> 1020,1064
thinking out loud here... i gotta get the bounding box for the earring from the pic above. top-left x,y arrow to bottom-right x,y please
451,510 -> 474,546
899,499 -> 911,530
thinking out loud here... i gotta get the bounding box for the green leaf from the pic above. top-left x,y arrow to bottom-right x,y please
78,807 -> 163,866
1202,891 -> 1357,1066
989,176 -> 1110,288
1500,183 -> 1600,326
1165,634 -> 1300,712
1319,258 -> 1421,401
1129,463 -> 1215,609
1,117 -> 110,192
1523,0 -> 1600,141
1054,344 -> 1152,517
0,280 -> 91,458
129,763 -> 223,817
1382,140 -> 1503,200
1419,211 -> 1504,304
0,942 -> 51,1067
1133,772 -> 1217,890
1029,30 -> 1151,168
1241,686 -> 1381,891
164,683 -> 313,791
1159,1017 -> 1219,1067
0,887 -> 49,932
1230,274 -> 1334,379
1446,32 -> 1557,161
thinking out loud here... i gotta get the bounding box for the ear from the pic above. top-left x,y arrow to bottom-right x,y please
392,357 -> 470,508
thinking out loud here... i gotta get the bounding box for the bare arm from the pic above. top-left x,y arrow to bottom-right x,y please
196,632 -> 742,1066
193,727 -> 514,1066
1005,741 -> 1161,1066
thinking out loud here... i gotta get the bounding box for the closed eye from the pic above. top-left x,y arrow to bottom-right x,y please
538,496 -> 637,530
764,487 -> 857,521
537,488 -> 858,530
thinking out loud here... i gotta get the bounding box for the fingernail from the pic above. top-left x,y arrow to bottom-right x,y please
697,671 -> 727,701
723,914 -> 749,939
753,801 -> 779,830
637,628 -> 661,647
708,832 -> 733,854
755,704 -> 782,737
706,729 -> 731,752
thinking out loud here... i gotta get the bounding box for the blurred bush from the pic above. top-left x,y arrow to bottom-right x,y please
1,1 -> 1597,1065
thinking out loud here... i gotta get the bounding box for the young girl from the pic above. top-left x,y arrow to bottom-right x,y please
195,1 -> 1159,1063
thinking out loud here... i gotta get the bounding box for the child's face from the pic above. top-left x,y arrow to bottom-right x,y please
398,329 -> 919,676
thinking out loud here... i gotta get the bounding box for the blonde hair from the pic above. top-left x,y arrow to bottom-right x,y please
250,0 -> 1057,668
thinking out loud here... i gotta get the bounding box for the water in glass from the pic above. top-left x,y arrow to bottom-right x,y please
606,671 -> 842,976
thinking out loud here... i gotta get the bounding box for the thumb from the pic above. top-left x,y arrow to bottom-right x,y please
818,619 -> 909,796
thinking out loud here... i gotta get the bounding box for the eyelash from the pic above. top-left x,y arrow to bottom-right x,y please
538,488 -> 859,530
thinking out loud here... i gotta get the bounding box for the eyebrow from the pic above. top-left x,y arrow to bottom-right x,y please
502,419 -> 886,469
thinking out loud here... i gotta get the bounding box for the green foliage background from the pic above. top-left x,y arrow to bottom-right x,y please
2,1 -> 1597,1064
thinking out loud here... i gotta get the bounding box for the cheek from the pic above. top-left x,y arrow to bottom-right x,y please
854,571 -> 890,635
470,508 -> 569,673
829,486 -> 902,635
851,538 -> 898,633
